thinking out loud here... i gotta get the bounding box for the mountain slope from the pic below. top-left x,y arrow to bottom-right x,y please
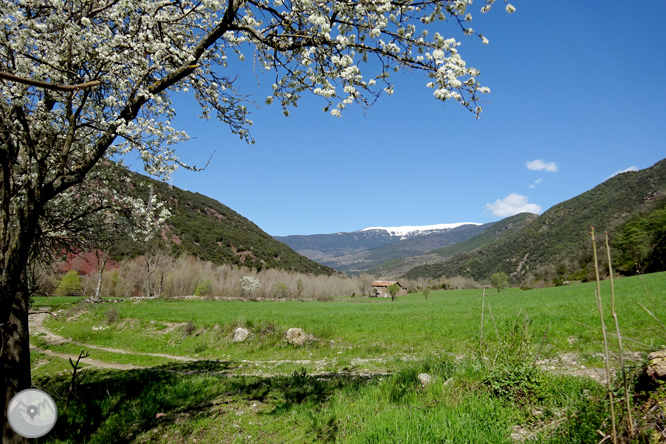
121,170 -> 334,275
429,213 -> 538,258
276,223 -> 487,273
404,158 -> 666,282
372,214 -> 535,277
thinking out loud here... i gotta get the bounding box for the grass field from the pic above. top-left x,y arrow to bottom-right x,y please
29,272 -> 666,443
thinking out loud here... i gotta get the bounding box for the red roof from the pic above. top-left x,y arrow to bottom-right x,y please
371,281 -> 401,288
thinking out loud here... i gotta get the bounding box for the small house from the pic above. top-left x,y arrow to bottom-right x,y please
370,281 -> 403,298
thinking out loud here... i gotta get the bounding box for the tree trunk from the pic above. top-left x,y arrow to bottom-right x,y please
1,289 -> 31,444
94,255 -> 109,302
0,199 -> 41,443
146,256 -> 152,298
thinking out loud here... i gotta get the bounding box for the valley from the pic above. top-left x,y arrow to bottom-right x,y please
29,272 -> 666,443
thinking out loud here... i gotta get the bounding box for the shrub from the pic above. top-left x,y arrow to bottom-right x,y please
194,279 -> 212,296
55,270 -> 83,297
273,282 -> 290,299
183,321 -> 196,336
105,308 -> 119,324
484,362 -> 545,404
482,316 -> 548,404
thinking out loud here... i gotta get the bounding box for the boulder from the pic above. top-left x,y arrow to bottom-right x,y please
286,327 -> 307,346
418,373 -> 433,386
646,350 -> 666,381
233,327 -> 250,342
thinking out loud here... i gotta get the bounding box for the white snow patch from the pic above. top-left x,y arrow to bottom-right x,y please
360,222 -> 482,238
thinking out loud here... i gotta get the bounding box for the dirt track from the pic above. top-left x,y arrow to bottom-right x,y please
29,312 -> 388,376
29,311 -> 612,380
30,312 -> 195,371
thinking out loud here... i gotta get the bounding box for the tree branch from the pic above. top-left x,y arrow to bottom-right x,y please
0,71 -> 101,92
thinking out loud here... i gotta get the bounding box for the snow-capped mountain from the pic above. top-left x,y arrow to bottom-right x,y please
360,222 -> 483,239
274,222 -> 490,273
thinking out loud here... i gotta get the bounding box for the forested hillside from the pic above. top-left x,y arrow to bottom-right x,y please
115,169 -> 334,275
430,213 -> 537,258
404,159 -> 666,283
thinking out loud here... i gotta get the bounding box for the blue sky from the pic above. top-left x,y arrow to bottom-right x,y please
127,1 -> 666,236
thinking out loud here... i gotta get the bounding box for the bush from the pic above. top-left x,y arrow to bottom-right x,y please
484,363 -> 545,404
183,321 -> 196,336
105,309 -> 119,324
55,270 -> 83,297
273,282 -> 290,299
194,279 -> 212,296
482,316 -> 548,404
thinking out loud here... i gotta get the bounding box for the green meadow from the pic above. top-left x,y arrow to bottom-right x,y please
30,272 -> 666,443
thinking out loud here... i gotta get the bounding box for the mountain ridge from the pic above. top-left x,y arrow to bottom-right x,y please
403,158 -> 666,282
117,168 -> 336,275
369,213 -> 536,278
275,222 -> 490,274
359,222 -> 483,239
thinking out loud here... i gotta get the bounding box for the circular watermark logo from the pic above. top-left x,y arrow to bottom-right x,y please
7,389 -> 58,438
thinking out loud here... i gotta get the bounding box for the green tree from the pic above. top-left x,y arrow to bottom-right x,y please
194,280 -> 212,297
274,282 -> 290,299
614,218 -> 652,274
490,272 -> 509,293
422,287 -> 431,300
614,208 -> 666,274
388,283 -> 400,302
54,271 -> 83,297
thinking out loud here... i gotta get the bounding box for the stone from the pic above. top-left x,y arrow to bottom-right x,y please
286,327 -> 307,346
233,327 -> 250,342
646,350 -> 666,380
418,373 -> 433,386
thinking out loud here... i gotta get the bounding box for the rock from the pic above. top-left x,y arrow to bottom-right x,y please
233,327 -> 250,342
418,373 -> 433,386
646,350 -> 666,380
286,327 -> 307,346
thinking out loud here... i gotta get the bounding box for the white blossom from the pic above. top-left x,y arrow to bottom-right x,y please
0,0 -> 510,310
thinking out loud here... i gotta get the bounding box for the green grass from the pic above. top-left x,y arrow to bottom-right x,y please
29,272 -> 666,443
38,272 -> 666,370
31,336 -> 177,368
32,296 -> 86,308
33,356 -> 606,444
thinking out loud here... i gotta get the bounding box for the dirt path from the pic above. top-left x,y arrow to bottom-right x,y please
30,347 -> 143,370
30,312 -> 198,370
29,312 -> 614,381
29,313 -> 392,375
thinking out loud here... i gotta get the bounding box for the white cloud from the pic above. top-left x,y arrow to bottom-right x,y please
535,178 -> 543,184
526,159 -> 558,172
486,193 -> 542,217
607,166 -> 638,179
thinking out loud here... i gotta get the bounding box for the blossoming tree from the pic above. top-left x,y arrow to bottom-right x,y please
0,0 -> 514,440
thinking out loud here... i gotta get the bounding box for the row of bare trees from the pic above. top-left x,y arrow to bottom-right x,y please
39,252 -> 485,301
